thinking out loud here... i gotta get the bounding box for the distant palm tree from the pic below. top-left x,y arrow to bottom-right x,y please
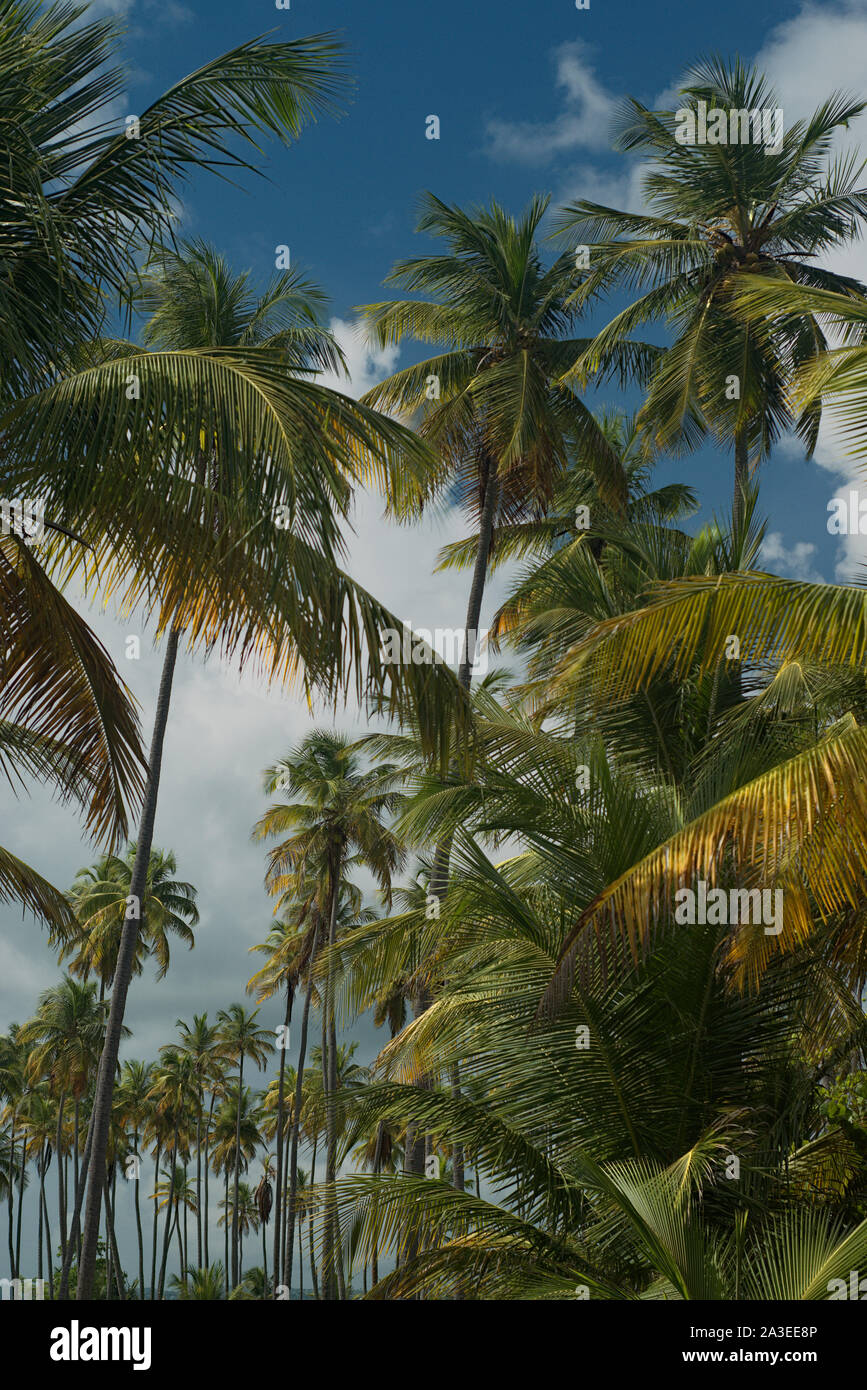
114,1060 -> 153,1299
147,1048 -> 199,1298
18,978 -> 112,1286
174,1014 -> 222,1271
63,845 -> 199,991
215,1007 -> 273,1288
556,57 -> 867,525
169,1263 -> 225,1301
253,730 -> 405,1298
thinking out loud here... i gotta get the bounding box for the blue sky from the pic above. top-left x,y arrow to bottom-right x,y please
5,0 -> 867,1281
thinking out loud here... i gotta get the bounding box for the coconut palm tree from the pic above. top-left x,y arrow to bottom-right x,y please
215,1006 -> 273,1287
253,730 -> 405,1298
0,5 -> 454,1299
210,1088 -> 264,1294
62,846 -> 198,992
556,57 -> 867,525
0,531 -> 146,936
147,1047 -> 199,1298
114,1061 -> 153,1299
359,194 -> 645,697
18,979 -> 112,1279
173,1015 -> 221,1271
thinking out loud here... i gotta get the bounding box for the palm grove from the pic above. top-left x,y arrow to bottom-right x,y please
4,0 -> 867,1300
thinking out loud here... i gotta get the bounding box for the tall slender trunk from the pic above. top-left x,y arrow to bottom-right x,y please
203,1092 -> 215,1268
322,866 -> 342,1301
6,1120 -> 14,1277
157,1124 -> 179,1299
231,1055 -> 244,1286
132,1127 -> 144,1299
104,1175 -> 124,1300
55,1098 -> 67,1267
78,626 -> 180,1299
272,984 -> 292,1288
14,1129 -> 25,1276
150,1142 -> 161,1299
59,1103 -> 95,1299
72,1098 -> 81,1262
37,1158 -> 44,1282
283,919 -> 320,1294
195,1103 -> 202,1271
180,1194 -> 187,1278
223,1170 -> 229,1297
41,1158 -> 54,1296
308,1136 -> 319,1301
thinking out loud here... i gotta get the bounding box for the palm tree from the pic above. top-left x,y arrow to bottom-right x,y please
114,1061 -> 153,1299
210,1088 -> 264,1294
247,918 -> 306,1290
253,730 -> 405,1298
215,1006 -> 273,1287
63,846 -> 198,991
147,1048 -> 199,1298
359,193 -> 641,701
0,8 -> 448,1299
0,530 -> 146,936
174,1015 -> 221,1271
153,1166 -> 198,1280
0,1028 -> 27,1279
18,979 -> 111,1281
355,195 -> 649,1190
556,57 -> 867,525
169,1263 -> 225,1301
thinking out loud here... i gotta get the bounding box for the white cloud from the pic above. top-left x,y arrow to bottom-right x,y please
760,531 -> 826,583
317,317 -> 400,400
485,41 -> 618,162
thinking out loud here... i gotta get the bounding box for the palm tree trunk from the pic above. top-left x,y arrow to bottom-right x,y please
272,984 -> 292,1287
37,1159 -> 44,1282
322,866 -> 341,1301
157,1124 -> 179,1298
58,1103 -> 95,1299
182,1168 -> 189,1278
231,1054 -> 244,1287
150,1141 -> 161,1300
308,1135 -> 319,1301
54,1098 -> 66,1267
204,1092 -> 215,1268
195,1105 -> 202,1270
6,1120 -> 14,1277
72,1099 -> 81,1261
78,625 -> 181,1299
104,1176 -> 124,1300
223,1170 -> 229,1297
132,1127 -> 144,1298
41,1161 -> 54,1297
283,917 -> 320,1294
14,1131 -> 25,1276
